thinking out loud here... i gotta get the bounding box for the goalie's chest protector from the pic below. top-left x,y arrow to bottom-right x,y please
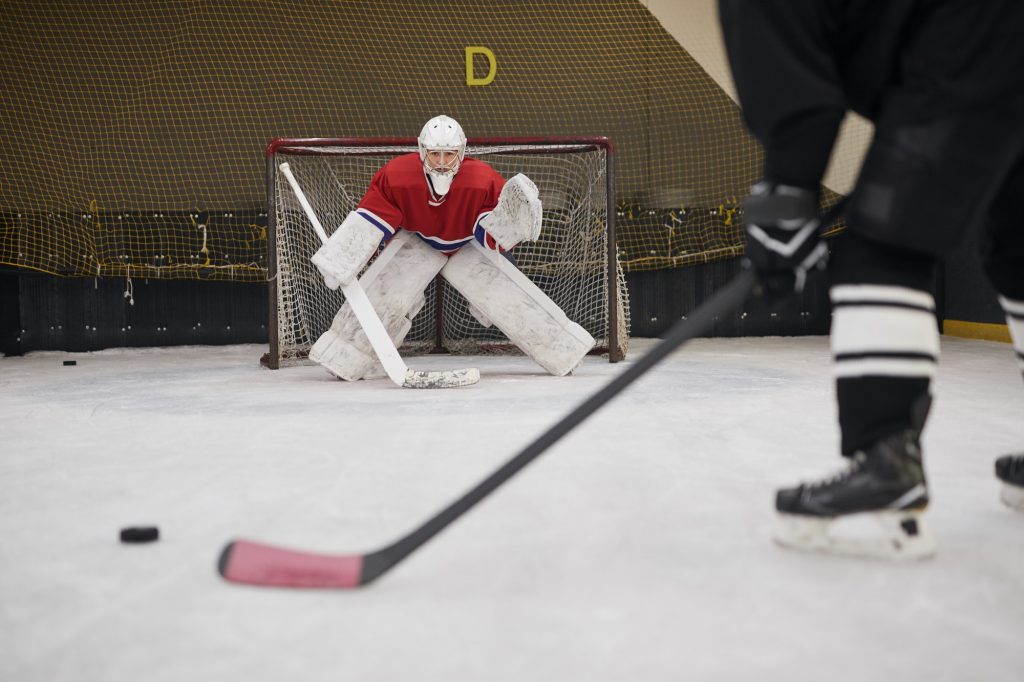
358,154 -> 504,252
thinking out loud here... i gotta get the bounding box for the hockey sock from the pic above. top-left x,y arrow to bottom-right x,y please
999,296 -> 1024,378
829,233 -> 939,455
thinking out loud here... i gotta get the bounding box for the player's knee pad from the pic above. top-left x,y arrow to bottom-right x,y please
848,110 -> 1023,255
311,232 -> 447,380
829,230 -> 937,290
441,241 -> 595,376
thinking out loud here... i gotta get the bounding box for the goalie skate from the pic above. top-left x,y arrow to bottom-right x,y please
773,429 -> 936,561
995,453 -> 1024,511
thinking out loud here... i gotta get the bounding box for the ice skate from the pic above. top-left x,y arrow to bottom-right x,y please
773,429 -> 936,560
995,453 -> 1024,511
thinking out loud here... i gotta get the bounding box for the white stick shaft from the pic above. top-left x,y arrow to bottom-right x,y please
278,162 -> 409,387
341,282 -> 410,386
278,162 -> 330,245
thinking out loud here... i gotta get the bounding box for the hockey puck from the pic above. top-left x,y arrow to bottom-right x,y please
63,360 -> 77,366
120,526 -> 159,543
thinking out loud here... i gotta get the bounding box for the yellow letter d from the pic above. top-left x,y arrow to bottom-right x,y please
465,46 -> 497,86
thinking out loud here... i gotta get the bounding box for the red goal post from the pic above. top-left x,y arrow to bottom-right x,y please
262,136 -> 629,369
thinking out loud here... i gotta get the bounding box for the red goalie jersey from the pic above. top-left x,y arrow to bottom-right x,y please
355,152 -> 507,253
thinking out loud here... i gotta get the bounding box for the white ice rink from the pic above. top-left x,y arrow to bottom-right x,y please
1,335 -> 1022,681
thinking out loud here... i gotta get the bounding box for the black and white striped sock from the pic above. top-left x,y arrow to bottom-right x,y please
999,295 -> 1024,375
831,284 -> 939,379
831,284 -> 937,455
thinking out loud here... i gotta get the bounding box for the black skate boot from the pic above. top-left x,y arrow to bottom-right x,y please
995,453 -> 1024,511
773,429 -> 935,560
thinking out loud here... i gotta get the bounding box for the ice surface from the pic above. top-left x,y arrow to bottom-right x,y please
1,336 -> 1021,681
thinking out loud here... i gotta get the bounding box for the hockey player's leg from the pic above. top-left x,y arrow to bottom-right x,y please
981,151 -> 1024,510
773,232 -> 940,560
773,95 -> 1024,557
311,232 -> 447,381
440,241 -> 595,376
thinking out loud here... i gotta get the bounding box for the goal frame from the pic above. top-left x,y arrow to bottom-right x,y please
262,135 -> 622,369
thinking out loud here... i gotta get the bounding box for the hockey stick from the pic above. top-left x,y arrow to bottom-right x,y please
218,269 -> 755,587
219,200 -> 847,588
278,162 -> 478,389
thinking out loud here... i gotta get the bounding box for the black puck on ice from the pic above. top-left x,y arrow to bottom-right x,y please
120,526 -> 159,543
63,360 -> 77,366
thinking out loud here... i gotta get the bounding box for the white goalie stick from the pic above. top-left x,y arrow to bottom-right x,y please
278,162 -> 478,389
219,195 -> 847,589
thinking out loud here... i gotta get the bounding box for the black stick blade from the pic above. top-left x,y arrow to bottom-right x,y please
218,540 -> 366,588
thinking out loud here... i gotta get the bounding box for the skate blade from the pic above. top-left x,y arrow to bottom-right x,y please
773,509 -> 936,561
1000,483 -> 1024,511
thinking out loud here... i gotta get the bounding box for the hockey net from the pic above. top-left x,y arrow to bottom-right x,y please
264,137 -> 629,369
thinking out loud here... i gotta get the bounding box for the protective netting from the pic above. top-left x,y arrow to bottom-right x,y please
269,140 -> 628,366
0,0 -> 860,284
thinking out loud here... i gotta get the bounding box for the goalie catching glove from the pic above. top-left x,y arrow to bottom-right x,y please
310,211 -> 387,290
742,182 -> 827,297
477,173 -> 543,250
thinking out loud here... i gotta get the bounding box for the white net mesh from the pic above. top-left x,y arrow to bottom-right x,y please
267,138 -> 629,368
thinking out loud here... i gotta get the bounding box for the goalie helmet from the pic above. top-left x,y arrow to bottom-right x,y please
418,115 -> 466,197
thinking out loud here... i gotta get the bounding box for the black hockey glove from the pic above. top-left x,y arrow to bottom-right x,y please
742,182 -> 828,298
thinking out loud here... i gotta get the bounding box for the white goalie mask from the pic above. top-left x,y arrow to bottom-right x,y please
418,115 -> 466,197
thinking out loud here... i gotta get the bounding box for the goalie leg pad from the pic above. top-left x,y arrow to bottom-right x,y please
467,302 -> 493,329
309,329 -> 376,382
311,232 -> 447,381
441,241 -> 595,376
